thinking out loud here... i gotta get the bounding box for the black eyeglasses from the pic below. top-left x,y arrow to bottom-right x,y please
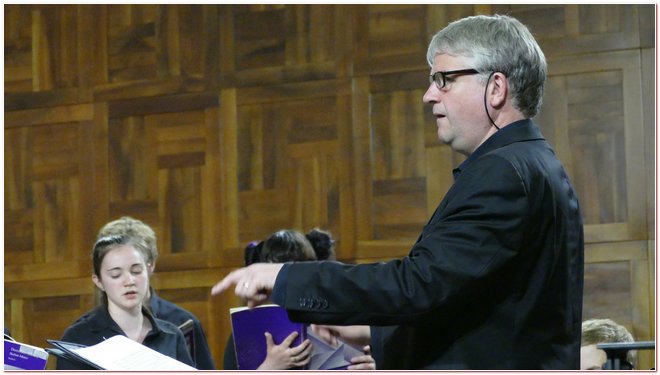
429,69 -> 480,89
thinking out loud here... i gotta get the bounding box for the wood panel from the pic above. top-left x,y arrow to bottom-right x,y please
235,87 -> 352,246
539,49 -> 647,244
4,4 -> 654,370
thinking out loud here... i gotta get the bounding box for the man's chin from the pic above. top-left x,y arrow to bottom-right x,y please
437,132 -> 453,146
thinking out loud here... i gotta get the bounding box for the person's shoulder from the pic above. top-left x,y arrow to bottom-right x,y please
151,294 -> 200,323
154,316 -> 186,336
62,319 -> 87,336
61,314 -> 96,342
68,305 -> 105,326
71,305 -> 102,323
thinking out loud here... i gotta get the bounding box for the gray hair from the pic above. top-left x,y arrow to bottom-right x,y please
427,14 -> 547,118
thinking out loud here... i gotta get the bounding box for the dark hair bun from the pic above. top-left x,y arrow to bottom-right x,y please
306,228 -> 335,260
244,241 -> 263,266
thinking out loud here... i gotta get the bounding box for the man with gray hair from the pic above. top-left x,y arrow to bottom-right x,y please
212,14 -> 584,369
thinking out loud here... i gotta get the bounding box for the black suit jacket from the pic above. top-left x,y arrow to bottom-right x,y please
272,119 -> 584,369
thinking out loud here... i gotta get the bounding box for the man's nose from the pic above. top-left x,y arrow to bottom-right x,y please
423,83 -> 440,104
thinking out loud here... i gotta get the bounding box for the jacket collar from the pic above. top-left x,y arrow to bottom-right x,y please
147,287 -> 163,312
452,119 -> 544,180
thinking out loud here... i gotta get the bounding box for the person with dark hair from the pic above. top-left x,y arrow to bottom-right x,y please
213,14 -> 584,370
56,234 -> 194,370
251,228 -> 336,262
259,230 -> 317,263
224,232 -> 314,370
223,229 -> 374,370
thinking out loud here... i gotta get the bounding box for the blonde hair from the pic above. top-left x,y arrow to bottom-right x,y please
98,216 -> 158,264
582,318 -> 635,365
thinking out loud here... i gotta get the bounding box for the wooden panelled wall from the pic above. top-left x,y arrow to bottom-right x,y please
4,4 -> 656,369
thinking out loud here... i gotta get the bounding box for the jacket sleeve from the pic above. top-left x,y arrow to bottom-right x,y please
273,154 -> 532,326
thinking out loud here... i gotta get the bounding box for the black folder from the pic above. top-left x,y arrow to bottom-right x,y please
45,335 -> 196,370
45,339 -> 103,370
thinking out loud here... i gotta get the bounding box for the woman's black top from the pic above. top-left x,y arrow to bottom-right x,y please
56,305 -> 194,370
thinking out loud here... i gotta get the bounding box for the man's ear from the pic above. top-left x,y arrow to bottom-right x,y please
92,274 -> 104,292
148,261 -> 156,275
488,72 -> 508,108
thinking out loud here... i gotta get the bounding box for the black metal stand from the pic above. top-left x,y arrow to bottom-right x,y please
597,341 -> 655,370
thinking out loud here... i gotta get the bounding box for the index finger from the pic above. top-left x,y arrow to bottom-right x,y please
211,268 -> 246,296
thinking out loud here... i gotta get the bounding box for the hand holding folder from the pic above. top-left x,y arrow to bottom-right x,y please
230,304 -> 364,370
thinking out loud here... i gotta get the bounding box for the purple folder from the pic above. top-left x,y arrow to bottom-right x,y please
4,338 -> 49,370
230,304 -> 307,370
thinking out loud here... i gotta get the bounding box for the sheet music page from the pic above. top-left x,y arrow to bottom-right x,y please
71,335 -> 196,370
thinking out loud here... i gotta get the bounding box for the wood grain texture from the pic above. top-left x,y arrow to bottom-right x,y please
4,4 -> 654,370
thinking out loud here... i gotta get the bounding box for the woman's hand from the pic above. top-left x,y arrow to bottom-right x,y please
347,345 -> 376,370
257,331 -> 313,370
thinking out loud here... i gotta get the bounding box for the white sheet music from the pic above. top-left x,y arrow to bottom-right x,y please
72,335 -> 196,370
